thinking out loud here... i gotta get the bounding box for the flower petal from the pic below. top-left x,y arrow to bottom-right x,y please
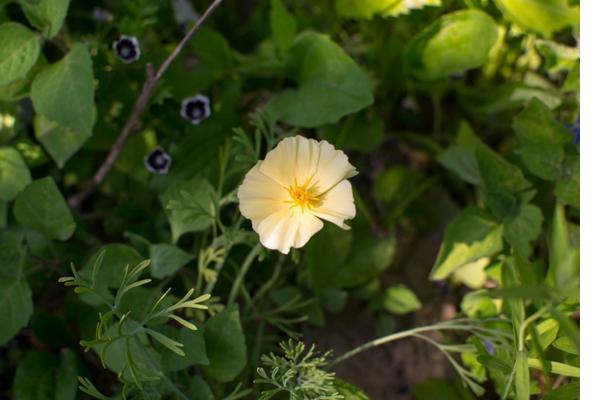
237,162 -> 289,223
259,136 -> 357,194
311,179 -> 356,229
256,208 -> 323,254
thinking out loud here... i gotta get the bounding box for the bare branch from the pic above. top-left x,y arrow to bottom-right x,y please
69,0 -> 224,209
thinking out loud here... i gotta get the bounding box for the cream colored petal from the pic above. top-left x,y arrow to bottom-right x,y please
237,162 -> 289,223
259,136 -> 357,194
256,208 -> 323,254
308,140 -> 357,195
311,179 -> 356,229
258,136 -> 299,188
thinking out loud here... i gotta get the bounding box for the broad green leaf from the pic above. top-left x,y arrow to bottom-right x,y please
552,336 -> 579,356
188,375 -> 214,400
0,22 -> 40,86
319,114 -> 384,154
202,306 -> 247,382
547,204 -> 579,292
34,114 -> 92,168
461,290 -> 498,318
430,207 -> 503,281
189,27 -> 234,71
438,121 -> 481,185
54,350 -> 79,400
267,32 -> 373,128
13,351 -> 57,400
0,146 -> 31,201
406,10 -> 499,80
31,43 -> 95,137
162,325 -> 210,372
514,351 -> 530,400
0,232 -> 33,346
452,258 -> 490,289
513,99 -> 572,180
374,165 -> 427,223
555,155 -> 579,207
383,284 -> 422,315
13,177 -> 75,241
335,0 -> 441,19
19,0 -> 70,38
412,379 -> 467,400
333,378 -> 370,399
493,0 -> 579,37
270,0 -> 296,53
81,244 -> 143,291
149,243 -> 194,279
162,179 -> 216,243
307,216 -> 395,289
504,204 -> 543,259
545,381 -> 580,400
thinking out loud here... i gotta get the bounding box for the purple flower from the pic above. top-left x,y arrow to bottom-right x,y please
484,340 -> 495,355
144,147 -> 172,174
113,35 -> 141,64
180,94 -> 211,125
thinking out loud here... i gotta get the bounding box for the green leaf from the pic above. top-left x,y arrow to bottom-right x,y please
12,349 -> 78,400
555,155 -> 579,207
552,336 -> 579,356
514,351 -> 530,400
545,381 -> 580,400
536,40 -> 579,74
493,0 -> 579,37
0,146 -> 31,201
335,0 -> 441,19
0,22 -> 40,86
374,165 -> 427,223
513,99 -> 573,180
406,10 -> 499,80
202,306 -> 247,382
267,32 -> 373,128
81,244 -> 143,291
547,204 -> 579,292
34,113 -> 92,168
504,204 -> 543,259
318,114 -> 384,154
461,290 -> 498,318
162,179 -> 216,243
13,177 -> 75,241
31,43 -> 95,138
430,207 -> 503,281
13,351 -> 57,400
162,325 -> 210,372
383,284 -> 421,315
333,378 -> 370,399
307,216 -> 395,289
149,243 -> 194,279
438,121 -> 481,185
0,231 -> 33,346
270,0 -> 296,53
19,0 -> 71,38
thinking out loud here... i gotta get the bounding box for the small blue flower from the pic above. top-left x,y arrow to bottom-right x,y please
144,147 -> 172,174
484,340 -> 496,355
570,117 -> 580,145
181,94 -> 211,125
113,35 -> 141,64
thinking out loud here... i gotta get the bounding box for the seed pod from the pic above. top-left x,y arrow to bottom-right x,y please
113,35 -> 141,64
144,147 -> 172,174
180,94 -> 211,125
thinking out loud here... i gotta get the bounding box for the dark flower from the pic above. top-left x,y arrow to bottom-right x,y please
113,35 -> 141,64
144,147 -> 172,174
570,117 -> 580,145
180,94 -> 211,125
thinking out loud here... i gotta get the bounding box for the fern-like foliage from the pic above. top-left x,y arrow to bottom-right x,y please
256,340 -> 343,400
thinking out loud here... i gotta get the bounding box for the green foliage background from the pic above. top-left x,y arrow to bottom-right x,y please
0,0 -> 579,399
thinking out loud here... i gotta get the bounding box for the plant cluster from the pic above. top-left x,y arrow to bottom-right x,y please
0,0 -> 578,399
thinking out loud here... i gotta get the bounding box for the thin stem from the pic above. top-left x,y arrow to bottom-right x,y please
68,0 -> 224,208
328,321 -> 505,368
227,243 -> 261,306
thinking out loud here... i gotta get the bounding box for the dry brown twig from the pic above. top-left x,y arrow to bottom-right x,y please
68,0 -> 224,209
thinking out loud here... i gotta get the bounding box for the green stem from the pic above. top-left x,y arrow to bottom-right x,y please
227,243 -> 261,306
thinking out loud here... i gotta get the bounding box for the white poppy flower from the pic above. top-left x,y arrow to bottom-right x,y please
238,135 -> 358,254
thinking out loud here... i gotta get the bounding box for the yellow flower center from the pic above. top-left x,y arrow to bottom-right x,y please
287,179 -> 318,210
